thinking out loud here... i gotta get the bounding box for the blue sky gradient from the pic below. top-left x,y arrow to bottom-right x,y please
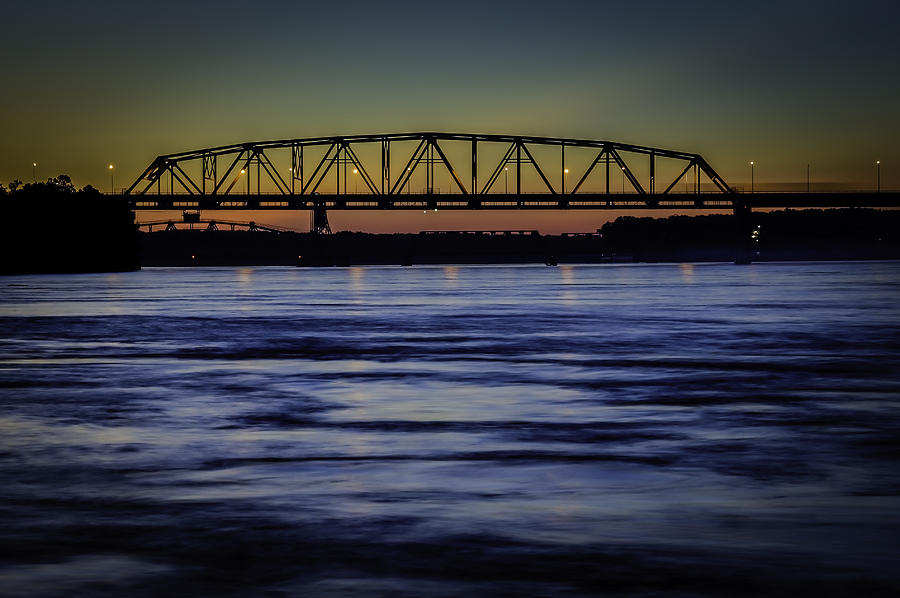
3,0 -> 898,230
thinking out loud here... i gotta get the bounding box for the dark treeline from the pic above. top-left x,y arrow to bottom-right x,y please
142,208 -> 900,267
601,209 -> 900,262
0,176 -> 139,274
2,176 -> 897,273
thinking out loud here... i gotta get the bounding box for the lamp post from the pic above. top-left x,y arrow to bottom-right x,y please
876,161 -> 881,193
32,162 -> 36,183
240,168 -> 247,195
407,167 -> 411,194
621,166 -> 626,193
504,167 -> 509,194
563,168 -> 568,194
352,168 -> 358,194
750,161 -> 755,194
108,164 -> 114,194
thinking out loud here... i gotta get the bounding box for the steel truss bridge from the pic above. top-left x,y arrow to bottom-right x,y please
125,132 -> 898,235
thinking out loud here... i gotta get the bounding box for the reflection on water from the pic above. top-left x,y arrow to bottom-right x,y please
678,262 -> 695,283
1,262 -> 899,597
442,265 -> 458,289
559,264 -> 577,305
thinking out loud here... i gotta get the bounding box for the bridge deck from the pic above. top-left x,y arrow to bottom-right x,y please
122,192 -> 900,211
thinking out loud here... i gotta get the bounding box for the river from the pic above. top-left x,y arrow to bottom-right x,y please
1,262 -> 899,596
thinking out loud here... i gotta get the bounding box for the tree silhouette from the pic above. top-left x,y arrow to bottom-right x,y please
46,175 -> 76,194
3,175 -> 94,196
1,174 -> 140,273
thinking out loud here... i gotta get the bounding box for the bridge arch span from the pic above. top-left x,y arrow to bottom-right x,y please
126,132 -> 733,198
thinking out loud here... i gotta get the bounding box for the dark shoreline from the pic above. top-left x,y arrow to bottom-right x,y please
140,208 -> 900,267
3,204 -> 899,273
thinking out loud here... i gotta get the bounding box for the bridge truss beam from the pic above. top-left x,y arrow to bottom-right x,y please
125,133 -> 734,199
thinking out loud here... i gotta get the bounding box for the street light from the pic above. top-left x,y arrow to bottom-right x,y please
407,167 -> 411,194
621,166 -> 626,193
750,161 -> 755,194
32,162 -> 37,183
504,167 -> 509,194
352,168 -> 358,193
108,164 -> 114,194
240,168 -> 247,195
563,168 -> 568,194
876,160 -> 881,193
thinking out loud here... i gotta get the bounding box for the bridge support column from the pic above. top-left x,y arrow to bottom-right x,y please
312,203 -> 332,235
733,201 -> 753,264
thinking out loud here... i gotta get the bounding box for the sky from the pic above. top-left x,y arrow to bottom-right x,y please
2,0 -> 899,232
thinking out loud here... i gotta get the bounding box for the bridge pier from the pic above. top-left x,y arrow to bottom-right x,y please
312,202 -> 332,234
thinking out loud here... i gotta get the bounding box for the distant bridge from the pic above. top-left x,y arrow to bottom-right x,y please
138,216 -> 290,234
123,132 -> 898,237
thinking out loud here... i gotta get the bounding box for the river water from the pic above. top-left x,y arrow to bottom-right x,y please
1,262 -> 899,597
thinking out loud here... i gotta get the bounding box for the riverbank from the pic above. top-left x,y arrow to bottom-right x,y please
139,208 -> 900,266
2,199 -> 897,272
